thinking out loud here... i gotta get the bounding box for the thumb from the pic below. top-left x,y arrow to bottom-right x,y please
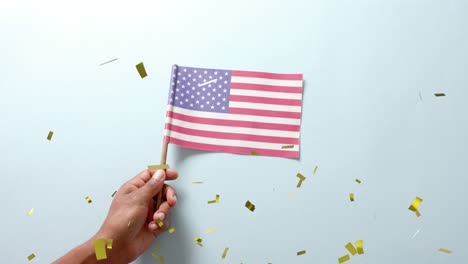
137,169 -> 166,201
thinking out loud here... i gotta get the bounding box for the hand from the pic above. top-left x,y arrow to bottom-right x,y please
96,169 -> 178,263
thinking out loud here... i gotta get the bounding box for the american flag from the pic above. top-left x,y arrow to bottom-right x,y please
164,64 -> 303,158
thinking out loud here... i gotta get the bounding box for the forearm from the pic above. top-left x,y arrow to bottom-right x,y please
53,239 -> 98,264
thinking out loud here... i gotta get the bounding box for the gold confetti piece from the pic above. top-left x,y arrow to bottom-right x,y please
356,240 -> 364,255
435,93 -> 446,97
27,208 -> 34,216
148,164 -> 170,170
297,250 -> 306,256
355,179 -> 361,184
282,145 -> 294,149
152,253 -> 158,258
27,253 -> 35,261
245,200 -> 256,212
208,200 -> 217,204
136,62 -> 147,78
154,246 -> 160,251
159,256 -> 165,263
111,191 -> 117,198
415,209 -> 421,217
85,196 -> 92,203
197,242 -> 203,247
99,58 -> 118,66
169,227 -> 175,233
408,197 -> 423,212
296,173 -> 306,188
221,247 -> 229,259
107,239 -> 113,249
313,166 -> 318,175
345,242 -> 357,256
195,237 -> 202,243
47,131 -> 53,141
206,228 -> 215,233
338,254 -> 350,263
251,151 -> 259,155
156,218 -> 165,228
152,253 -> 165,262
192,182 -> 203,184
93,239 -> 107,260
439,248 -> 452,254
216,194 -> 220,203
350,193 -> 354,202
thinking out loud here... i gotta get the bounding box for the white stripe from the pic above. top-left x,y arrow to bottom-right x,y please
167,105 -> 301,125
164,130 -> 299,151
166,117 -> 300,138
231,76 -> 303,87
230,89 -> 303,100
229,101 -> 302,112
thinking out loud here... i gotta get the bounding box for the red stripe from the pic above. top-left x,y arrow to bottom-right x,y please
164,136 -> 299,158
167,111 -> 300,132
232,70 -> 303,80
230,82 -> 303,93
165,123 -> 299,144
229,95 -> 302,106
229,108 -> 302,119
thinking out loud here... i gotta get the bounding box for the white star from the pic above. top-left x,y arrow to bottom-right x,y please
206,101 -> 210,105
192,87 -> 196,90
222,98 -> 226,101
213,88 -> 216,92
173,66 -> 177,69
224,81 -> 227,84
193,79 -> 196,82
218,85 -> 222,88
188,74 -> 191,77
202,96 -> 205,99
187,82 -> 191,85
209,75 -> 212,79
222,106 -> 225,110
202,88 -> 206,91
186,90 -> 190,94
177,80 -> 180,83
191,95 -> 195,99
196,100 -> 200,104
170,90 -> 174,94
211,106 -> 215,109
181,93 -> 184,97
178,72 -> 181,76
208,92 -> 211,96
219,76 -> 223,80
218,93 -> 221,97
203,79 -> 207,82
190,104 -> 193,107
170,98 -> 173,102
176,88 -> 179,92
183,77 -> 186,80
214,72 -> 218,75
185,99 -> 188,102
180,101 -> 183,105
217,102 -> 220,105
204,70 -> 208,74
172,82 -> 175,86
194,70 -> 197,73
172,74 -> 176,78
175,96 -> 178,100
201,105 -> 204,108
183,68 -> 187,72
182,85 -> 185,88
212,97 -> 215,100
197,92 -> 200,95
208,84 -> 211,88
199,75 -> 202,78
223,89 -> 227,93
225,72 -> 228,75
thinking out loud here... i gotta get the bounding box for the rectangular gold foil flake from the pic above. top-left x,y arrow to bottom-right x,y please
152,254 -> 165,263
208,200 -> 217,204
216,194 -> 220,203
197,242 -> 203,247
297,250 -> 306,256
93,239 -> 107,260
206,228 -> 215,233
350,193 -> 354,202
169,227 -> 175,234
27,253 -> 35,261
221,247 -> 229,259
296,173 -> 306,188
355,179 -> 361,184
148,164 -> 170,170
415,209 -> 421,217
107,239 -> 113,249
251,151 -> 259,155
136,62 -> 148,78
435,93 -> 446,97
313,166 -> 318,175
111,191 -> 117,198
192,182 -> 203,184
156,218 -> 165,228
338,254 -> 350,263
85,196 -> 92,203
154,246 -> 160,251
245,200 -> 256,212
47,131 -> 53,141
408,197 -> 423,212
195,237 -> 202,243
282,145 -> 294,149
439,248 -> 452,254
356,240 -> 364,254
345,242 -> 357,256
28,208 -> 34,216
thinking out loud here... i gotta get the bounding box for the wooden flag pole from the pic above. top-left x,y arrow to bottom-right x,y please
155,141 -> 169,209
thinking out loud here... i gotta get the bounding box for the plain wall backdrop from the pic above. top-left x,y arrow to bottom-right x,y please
1,0 -> 467,263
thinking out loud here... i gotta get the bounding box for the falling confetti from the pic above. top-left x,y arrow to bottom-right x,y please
47,131 -> 53,141
338,254 -> 350,263
281,145 -> 294,149
221,247 -> 229,259
27,208 -> 34,216
206,228 -> 215,233
99,58 -> 118,66
297,250 -> 306,256
245,200 -> 256,212
154,246 -> 160,251
439,248 -> 452,254
356,240 -> 364,255
345,242 -> 357,256
296,173 -> 306,188
192,182 -> 203,184
85,196 -> 92,203
107,239 -> 113,249
156,219 -> 165,228
355,179 -> 361,184
148,164 -> 170,170
412,229 -> 420,239
136,62 -> 148,78
313,166 -> 318,175
434,93 -> 446,97
27,253 -> 35,261
93,239 -> 107,260
408,197 -> 423,212
350,193 -> 354,202
169,227 -> 175,234
111,191 -> 117,198
195,237 -> 202,243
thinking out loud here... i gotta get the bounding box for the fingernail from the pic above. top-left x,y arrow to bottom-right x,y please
154,170 -> 165,181
149,222 -> 158,230
173,194 -> 177,203
157,212 -> 166,221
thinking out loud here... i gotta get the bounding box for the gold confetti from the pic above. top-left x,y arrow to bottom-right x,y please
27,253 -> 35,261
350,193 -> 354,202
192,182 -> 203,184
221,247 -> 229,259
296,173 -> 306,188
99,58 -> 118,66
313,165 -> 318,175
206,228 -> 215,233
111,191 -> 117,198
338,254 -> 350,263
156,218 -> 165,228
216,194 -> 220,203
197,242 -> 203,247
415,209 -> 421,217
152,253 -> 158,258
47,131 -> 53,141
435,93 -> 446,97
419,90 -> 423,101
251,151 -> 259,155
27,208 -> 34,216
408,197 -> 423,212
107,239 -> 113,249
297,250 -> 306,256
356,240 -> 364,255
154,246 -> 160,251
148,164 -> 170,170
136,62 -> 148,78
345,242 -> 357,256
208,200 -> 217,204
169,227 -> 175,233
245,200 -> 256,212
85,196 -> 92,203
195,237 -> 202,243
152,254 -> 165,263
439,248 -> 452,254
355,179 -> 361,184
282,145 -> 294,149
93,239 -> 107,260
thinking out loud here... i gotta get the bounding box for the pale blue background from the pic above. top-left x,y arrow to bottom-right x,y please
1,0 -> 467,263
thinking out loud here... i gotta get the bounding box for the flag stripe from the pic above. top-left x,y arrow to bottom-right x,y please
229,107 -> 302,119
232,70 -> 303,80
168,105 -> 301,125
229,95 -> 302,106
164,130 -> 299,151
230,88 -> 302,100
164,136 -> 300,158
229,101 -> 302,112
230,82 -> 303,93
167,111 -> 301,132
231,76 -> 303,87
165,123 -> 299,144
166,117 -> 299,138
